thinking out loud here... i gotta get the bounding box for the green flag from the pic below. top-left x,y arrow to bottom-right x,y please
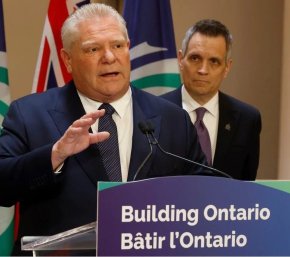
0,0 -> 14,256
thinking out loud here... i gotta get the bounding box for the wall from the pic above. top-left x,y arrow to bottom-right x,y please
2,0 -> 284,179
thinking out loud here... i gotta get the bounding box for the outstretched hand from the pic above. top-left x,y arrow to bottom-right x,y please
51,110 -> 110,170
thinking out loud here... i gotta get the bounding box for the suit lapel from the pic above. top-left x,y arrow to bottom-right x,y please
214,92 -> 240,166
47,82 -> 107,186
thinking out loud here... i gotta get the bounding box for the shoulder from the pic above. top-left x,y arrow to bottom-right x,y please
160,87 -> 181,98
131,86 -> 187,116
219,91 -> 261,118
160,87 -> 181,101
10,83 -> 73,109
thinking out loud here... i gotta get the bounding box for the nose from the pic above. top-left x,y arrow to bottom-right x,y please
197,61 -> 209,75
102,49 -> 116,64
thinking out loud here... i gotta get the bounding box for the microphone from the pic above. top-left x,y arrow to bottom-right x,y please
139,121 -> 233,179
132,122 -> 154,181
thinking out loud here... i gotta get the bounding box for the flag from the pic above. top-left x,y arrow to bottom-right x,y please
123,0 -> 181,95
0,0 -> 9,126
32,0 -> 90,93
0,0 -> 14,255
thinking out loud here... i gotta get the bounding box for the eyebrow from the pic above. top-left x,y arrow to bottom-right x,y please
81,40 -> 98,48
81,38 -> 127,48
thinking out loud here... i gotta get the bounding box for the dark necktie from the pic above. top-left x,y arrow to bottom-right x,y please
98,103 -> 122,181
194,107 -> 212,166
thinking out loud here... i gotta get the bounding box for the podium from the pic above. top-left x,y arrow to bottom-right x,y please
21,222 -> 96,256
21,176 -> 290,256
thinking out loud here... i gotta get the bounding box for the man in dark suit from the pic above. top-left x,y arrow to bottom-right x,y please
162,19 -> 261,180
0,3 -> 207,255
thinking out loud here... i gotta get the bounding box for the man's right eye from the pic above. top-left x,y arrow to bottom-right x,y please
189,55 -> 200,62
84,47 -> 98,53
89,47 -> 97,53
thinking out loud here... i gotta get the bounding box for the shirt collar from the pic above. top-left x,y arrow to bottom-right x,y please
181,85 -> 219,117
77,87 -> 132,119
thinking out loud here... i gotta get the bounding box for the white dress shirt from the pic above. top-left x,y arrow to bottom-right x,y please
181,85 -> 219,162
78,88 -> 133,182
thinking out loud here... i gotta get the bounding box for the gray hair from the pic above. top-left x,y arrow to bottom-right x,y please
61,3 -> 128,50
181,19 -> 233,59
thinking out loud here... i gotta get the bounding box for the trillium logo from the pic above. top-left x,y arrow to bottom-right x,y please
130,42 -> 181,95
123,0 -> 181,96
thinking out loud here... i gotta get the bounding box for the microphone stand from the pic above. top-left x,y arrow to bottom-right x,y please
133,125 -> 154,181
145,121 -> 233,179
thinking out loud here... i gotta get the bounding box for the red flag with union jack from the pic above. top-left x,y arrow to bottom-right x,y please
32,0 -> 90,93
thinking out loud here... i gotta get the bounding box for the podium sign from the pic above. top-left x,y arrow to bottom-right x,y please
97,176 -> 290,256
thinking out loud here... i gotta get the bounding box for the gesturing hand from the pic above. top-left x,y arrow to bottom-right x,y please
51,109 -> 110,170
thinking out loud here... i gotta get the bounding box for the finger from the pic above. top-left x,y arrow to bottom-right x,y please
89,131 -> 110,144
71,117 -> 97,129
73,110 -> 105,129
81,109 -> 105,120
63,127 -> 84,141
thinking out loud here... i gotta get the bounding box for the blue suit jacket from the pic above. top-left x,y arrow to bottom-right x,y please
0,82 -> 206,251
161,87 -> 261,180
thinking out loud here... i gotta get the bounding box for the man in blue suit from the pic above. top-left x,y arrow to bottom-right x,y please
162,19 -> 261,180
0,3 -> 207,255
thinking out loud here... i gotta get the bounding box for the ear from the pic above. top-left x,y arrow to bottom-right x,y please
178,49 -> 184,70
224,58 -> 233,79
60,48 -> 72,74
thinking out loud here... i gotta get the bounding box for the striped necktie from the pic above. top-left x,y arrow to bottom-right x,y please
98,103 -> 122,181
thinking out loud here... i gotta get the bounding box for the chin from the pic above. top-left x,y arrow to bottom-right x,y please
194,89 -> 210,95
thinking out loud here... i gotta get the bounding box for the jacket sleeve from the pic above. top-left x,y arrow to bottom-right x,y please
0,101 -> 59,206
